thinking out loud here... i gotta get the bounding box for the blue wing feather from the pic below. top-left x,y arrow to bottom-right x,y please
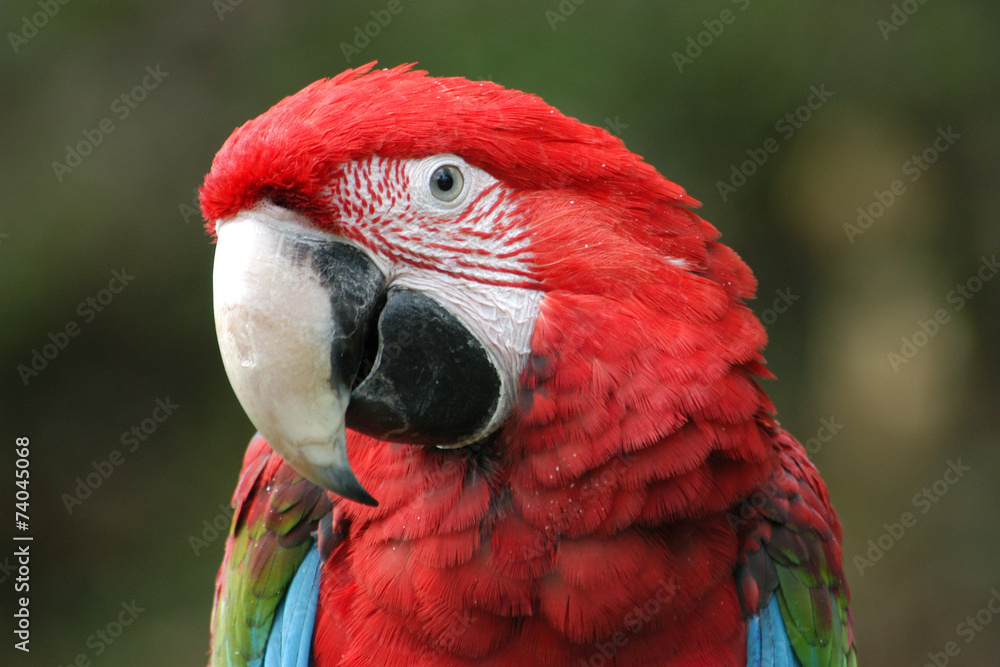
747,595 -> 800,667
264,544 -> 322,667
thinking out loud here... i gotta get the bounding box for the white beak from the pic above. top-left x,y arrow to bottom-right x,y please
213,204 -> 379,505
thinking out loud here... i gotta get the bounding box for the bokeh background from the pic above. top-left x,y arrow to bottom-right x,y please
2,1 -> 998,665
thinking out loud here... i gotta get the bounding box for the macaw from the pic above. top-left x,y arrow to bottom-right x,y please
201,63 -> 856,666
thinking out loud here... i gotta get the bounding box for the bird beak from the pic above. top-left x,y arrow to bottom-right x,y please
212,204 -> 384,505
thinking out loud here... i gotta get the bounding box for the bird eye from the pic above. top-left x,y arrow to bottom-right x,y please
429,165 -> 464,202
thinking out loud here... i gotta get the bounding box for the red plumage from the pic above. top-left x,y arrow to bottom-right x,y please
204,64 -> 852,665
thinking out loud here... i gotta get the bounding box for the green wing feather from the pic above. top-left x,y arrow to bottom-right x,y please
736,427 -> 857,666
210,433 -> 332,666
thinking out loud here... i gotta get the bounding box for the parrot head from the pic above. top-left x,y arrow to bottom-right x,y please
202,63 -> 769,511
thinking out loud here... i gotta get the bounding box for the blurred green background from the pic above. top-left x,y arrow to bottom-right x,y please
2,1 -> 998,665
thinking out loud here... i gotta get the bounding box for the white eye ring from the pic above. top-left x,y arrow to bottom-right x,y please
429,165 -> 464,202
408,155 -> 492,215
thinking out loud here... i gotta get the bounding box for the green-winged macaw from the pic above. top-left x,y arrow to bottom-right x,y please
201,63 -> 855,666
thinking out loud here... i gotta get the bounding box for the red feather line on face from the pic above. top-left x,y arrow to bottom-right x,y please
323,156 -> 540,289
199,62 -> 698,237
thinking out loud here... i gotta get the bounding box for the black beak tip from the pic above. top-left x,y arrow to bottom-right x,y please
315,464 -> 379,507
